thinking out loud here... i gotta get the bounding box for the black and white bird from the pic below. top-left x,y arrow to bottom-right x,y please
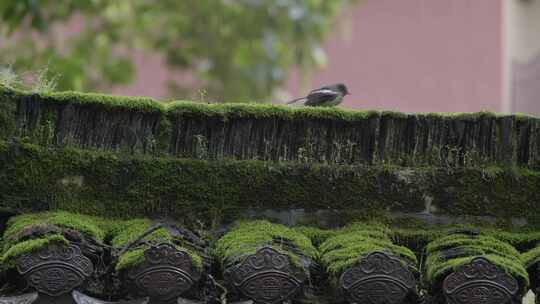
286,83 -> 350,107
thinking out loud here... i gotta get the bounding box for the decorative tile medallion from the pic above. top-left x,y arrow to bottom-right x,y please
16,244 -> 94,296
226,247 -> 304,304
339,252 -> 415,304
443,257 -> 519,304
126,243 -> 200,302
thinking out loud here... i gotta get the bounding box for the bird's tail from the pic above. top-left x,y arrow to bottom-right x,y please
286,97 -> 307,105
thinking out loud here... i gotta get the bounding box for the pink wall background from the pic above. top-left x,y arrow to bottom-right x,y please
287,0 -> 502,113
113,0 -> 503,113
512,54 -> 540,115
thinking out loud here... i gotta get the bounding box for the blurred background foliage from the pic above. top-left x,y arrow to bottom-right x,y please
0,0 -> 356,101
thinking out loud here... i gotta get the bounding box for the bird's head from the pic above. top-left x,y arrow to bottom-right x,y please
334,83 -> 350,95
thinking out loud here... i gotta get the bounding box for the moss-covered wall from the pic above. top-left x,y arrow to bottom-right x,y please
2,86 -> 540,168
1,141 -> 539,226
1,86 -> 540,226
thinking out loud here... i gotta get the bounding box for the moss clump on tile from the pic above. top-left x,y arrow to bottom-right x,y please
0,211 -> 102,269
521,244 -> 540,269
109,219 -> 171,248
424,233 -> 528,288
319,223 -> 417,276
0,211 -> 204,274
214,220 -> 317,268
116,248 -> 146,271
109,219 -> 203,272
389,223 -> 540,255
294,226 -> 337,247
486,230 -> 540,251
1,235 -> 68,268
425,234 -> 521,257
3,211 -> 106,249
426,254 -> 528,288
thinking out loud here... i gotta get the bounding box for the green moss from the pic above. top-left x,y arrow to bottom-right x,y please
424,234 -> 528,287
522,246 -> 540,268
319,223 -> 417,276
294,226 -> 337,246
487,230 -> 540,249
1,85 -> 539,171
116,248 -> 146,271
167,100 -> 379,122
214,220 -> 317,267
0,86 -> 18,139
5,141 -> 540,223
36,90 -> 164,114
390,226 -> 540,253
108,218 -> 203,272
114,244 -> 203,272
3,211 -> 106,247
425,254 -> 529,286
4,85 -> 540,123
1,235 -> 68,268
0,140 -> 7,153
320,231 -> 393,253
425,234 -> 520,257
0,209 -> 208,273
109,219 -> 170,248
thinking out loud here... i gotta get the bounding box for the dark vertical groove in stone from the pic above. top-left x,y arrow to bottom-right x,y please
14,96 -> 161,154
165,114 -> 538,166
516,120 -> 531,165
15,94 -> 44,138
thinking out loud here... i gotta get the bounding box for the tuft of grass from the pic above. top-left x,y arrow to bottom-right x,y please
31,66 -> 59,94
0,65 -> 23,89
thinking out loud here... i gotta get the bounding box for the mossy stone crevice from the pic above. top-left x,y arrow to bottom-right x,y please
0,85 -> 18,140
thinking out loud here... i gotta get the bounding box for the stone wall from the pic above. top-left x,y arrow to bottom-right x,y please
2,87 -> 540,168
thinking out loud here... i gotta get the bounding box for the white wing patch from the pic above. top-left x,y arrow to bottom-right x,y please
309,89 -> 337,95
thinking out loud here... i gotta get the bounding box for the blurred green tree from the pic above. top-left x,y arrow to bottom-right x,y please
0,0 -> 356,101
